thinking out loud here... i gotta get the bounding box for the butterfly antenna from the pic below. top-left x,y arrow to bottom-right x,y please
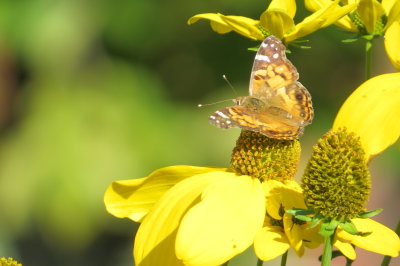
197,98 -> 233,108
198,75 -> 236,107
222,75 -> 237,96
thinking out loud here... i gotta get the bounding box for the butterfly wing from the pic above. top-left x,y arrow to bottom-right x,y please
208,35 -> 313,139
249,36 -> 299,97
249,36 -> 313,129
262,81 -> 314,127
209,103 -> 303,140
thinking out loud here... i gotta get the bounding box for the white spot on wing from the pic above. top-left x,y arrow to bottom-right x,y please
216,111 -> 229,119
209,115 -> 216,120
255,54 -> 270,63
273,53 -> 279,59
261,42 -> 268,48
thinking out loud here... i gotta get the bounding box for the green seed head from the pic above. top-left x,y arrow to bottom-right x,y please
301,128 -> 371,220
230,130 -> 301,182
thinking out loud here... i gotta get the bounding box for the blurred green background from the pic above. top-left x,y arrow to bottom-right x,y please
0,0 -> 398,265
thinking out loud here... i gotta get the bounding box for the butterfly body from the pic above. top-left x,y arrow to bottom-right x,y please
209,35 -> 313,140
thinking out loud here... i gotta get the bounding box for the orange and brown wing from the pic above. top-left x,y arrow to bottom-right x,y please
263,81 -> 314,127
209,105 -> 303,140
249,36 -> 299,97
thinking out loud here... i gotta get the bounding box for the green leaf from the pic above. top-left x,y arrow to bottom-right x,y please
357,208 -> 383,218
247,46 -> 259,52
286,208 -> 314,216
295,215 -> 313,222
362,34 -> 374,41
339,221 -> 359,235
339,220 -> 372,236
358,231 -> 372,237
326,219 -> 340,230
289,43 -> 312,49
342,38 -> 359,43
319,221 -> 338,237
308,215 -> 323,229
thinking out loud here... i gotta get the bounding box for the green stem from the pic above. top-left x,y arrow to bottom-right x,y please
346,258 -> 354,266
257,258 -> 264,266
365,39 -> 373,80
280,251 -> 288,266
321,234 -> 334,266
381,219 -> 400,266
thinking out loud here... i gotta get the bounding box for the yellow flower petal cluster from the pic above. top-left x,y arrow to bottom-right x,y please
104,166 -> 323,265
105,166 -> 264,265
334,218 -> 400,260
188,0 -> 356,43
254,180 -> 322,261
333,72 -> 400,161
306,0 -> 400,70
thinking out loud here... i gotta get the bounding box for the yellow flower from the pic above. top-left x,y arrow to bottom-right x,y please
306,0 -> 400,70
333,72 -> 400,161
254,180 -> 323,261
105,166 -> 264,265
105,167 -> 324,265
334,218 -> 400,260
188,0 -> 356,43
385,20 -> 400,70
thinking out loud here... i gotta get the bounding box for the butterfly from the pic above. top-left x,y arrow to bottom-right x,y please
209,35 -> 313,140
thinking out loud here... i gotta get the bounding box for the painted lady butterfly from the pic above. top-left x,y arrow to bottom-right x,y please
209,35 -> 313,140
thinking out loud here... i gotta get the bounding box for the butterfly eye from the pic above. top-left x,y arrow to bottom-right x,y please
295,93 -> 303,101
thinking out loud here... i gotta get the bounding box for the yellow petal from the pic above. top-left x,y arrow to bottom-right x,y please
263,180 -> 285,220
268,0 -> 297,19
333,73 -> 400,160
220,15 -> 264,40
134,170 -> 232,266
304,0 -> 357,31
263,180 -> 305,220
333,239 -> 357,260
104,166 -> 224,222
335,16 -> 359,32
357,0 -> 386,34
286,0 -> 357,42
304,0 -> 333,12
283,214 -> 304,257
337,218 -> 400,257
188,13 -> 233,34
260,9 -> 295,40
176,175 -> 265,266
382,0 -> 397,13
302,225 -> 324,249
188,13 -> 263,40
319,3 -> 358,27
254,226 -> 290,261
385,21 -> 400,70
281,180 -> 306,210
384,0 -> 400,29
